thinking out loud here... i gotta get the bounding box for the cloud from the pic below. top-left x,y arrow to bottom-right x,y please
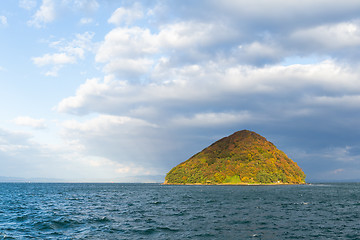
95,27 -> 157,79
61,114 -> 169,172
57,60 -> 358,116
288,143 -> 360,181
13,116 -> 47,129
68,0 -> 99,12
32,53 -> 76,76
95,20 -> 238,81
157,21 -> 237,50
331,168 -> 345,174
56,55 -> 360,181
62,114 -> 157,133
26,0 -> 99,28
28,0 -> 56,28
32,32 -> 94,76
32,53 -> 76,66
0,126 -> 153,181
79,17 -> 93,25
96,26 -> 157,60
172,112 -> 254,127
108,3 -> 143,26
210,0 -> 360,29
19,0 -> 37,10
234,42 -> 285,66
290,21 -> 360,53
58,113 -> 230,176
308,95 -> 360,108
0,128 -> 44,176
0,16 -> 7,26
56,77 -> 127,114
0,129 -> 32,150
327,146 -> 358,162
180,1 -> 360,66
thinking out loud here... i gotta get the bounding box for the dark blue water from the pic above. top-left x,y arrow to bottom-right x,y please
0,183 -> 359,239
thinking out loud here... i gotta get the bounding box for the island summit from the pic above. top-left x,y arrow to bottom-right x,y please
164,130 -> 306,185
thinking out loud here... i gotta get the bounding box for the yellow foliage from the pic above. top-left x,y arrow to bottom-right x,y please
165,130 -> 306,184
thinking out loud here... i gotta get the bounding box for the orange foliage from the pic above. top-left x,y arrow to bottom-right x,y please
165,130 -> 306,184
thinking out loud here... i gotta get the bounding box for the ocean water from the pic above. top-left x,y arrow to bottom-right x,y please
0,183 -> 359,239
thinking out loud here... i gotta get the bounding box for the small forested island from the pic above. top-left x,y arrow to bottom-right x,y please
164,130 -> 306,185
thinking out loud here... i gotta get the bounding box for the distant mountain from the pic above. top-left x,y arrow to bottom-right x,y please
165,130 -> 306,185
0,176 -> 26,182
0,176 -> 64,182
115,175 -> 165,183
0,175 -> 165,183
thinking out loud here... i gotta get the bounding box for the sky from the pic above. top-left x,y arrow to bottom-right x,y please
1,0 -> 360,182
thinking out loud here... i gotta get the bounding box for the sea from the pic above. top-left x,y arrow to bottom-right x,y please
0,183 -> 359,239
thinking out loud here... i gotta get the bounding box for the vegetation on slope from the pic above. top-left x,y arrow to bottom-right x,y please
165,130 -> 306,184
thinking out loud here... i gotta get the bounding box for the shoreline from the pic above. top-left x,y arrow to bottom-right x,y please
162,182 -> 308,186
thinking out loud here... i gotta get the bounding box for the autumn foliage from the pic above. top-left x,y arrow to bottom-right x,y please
165,130 -> 306,184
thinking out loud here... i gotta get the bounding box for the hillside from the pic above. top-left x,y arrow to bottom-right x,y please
165,130 -> 306,184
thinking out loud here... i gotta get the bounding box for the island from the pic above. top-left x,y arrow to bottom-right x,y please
164,130 -> 306,185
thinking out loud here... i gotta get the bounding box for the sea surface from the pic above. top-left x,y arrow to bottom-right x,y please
0,183 -> 359,239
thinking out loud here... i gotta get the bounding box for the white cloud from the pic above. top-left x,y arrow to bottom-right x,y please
95,26 -> 157,79
212,0 -> 360,27
26,0 -> 99,27
0,16 -> 8,26
55,58 -> 360,180
60,114 -> 168,173
108,3 -> 143,26
13,116 -> 47,129
234,42 -> 285,65
96,27 -> 157,62
157,21 -> 237,49
58,60 -> 360,116
103,58 -> 154,79
19,0 -> 37,10
28,0 -> 56,28
44,66 -> 62,77
79,17 -> 93,25
308,95 -> 360,108
33,32 -> 94,76
0,126 -> 155,181
67,0 -> 99,12
0,131 -> 31,155
0,129 -> 32,147
32,53 -> 75,76
331,168 -> 345,174
62,114 -> 157,133
49,32 -> 95,58
56,77 -> 127,114
328,146 -> 357,162
32,53 -> 76,66
95,20 -> 237,80
290,21 -> 360,51
201,1 -> 360,66
172,111 -> 253,127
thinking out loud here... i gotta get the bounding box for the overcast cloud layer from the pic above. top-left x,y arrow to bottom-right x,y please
1,0 -> 360,181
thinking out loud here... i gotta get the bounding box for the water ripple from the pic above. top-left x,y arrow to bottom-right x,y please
0,183 -> 359,239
